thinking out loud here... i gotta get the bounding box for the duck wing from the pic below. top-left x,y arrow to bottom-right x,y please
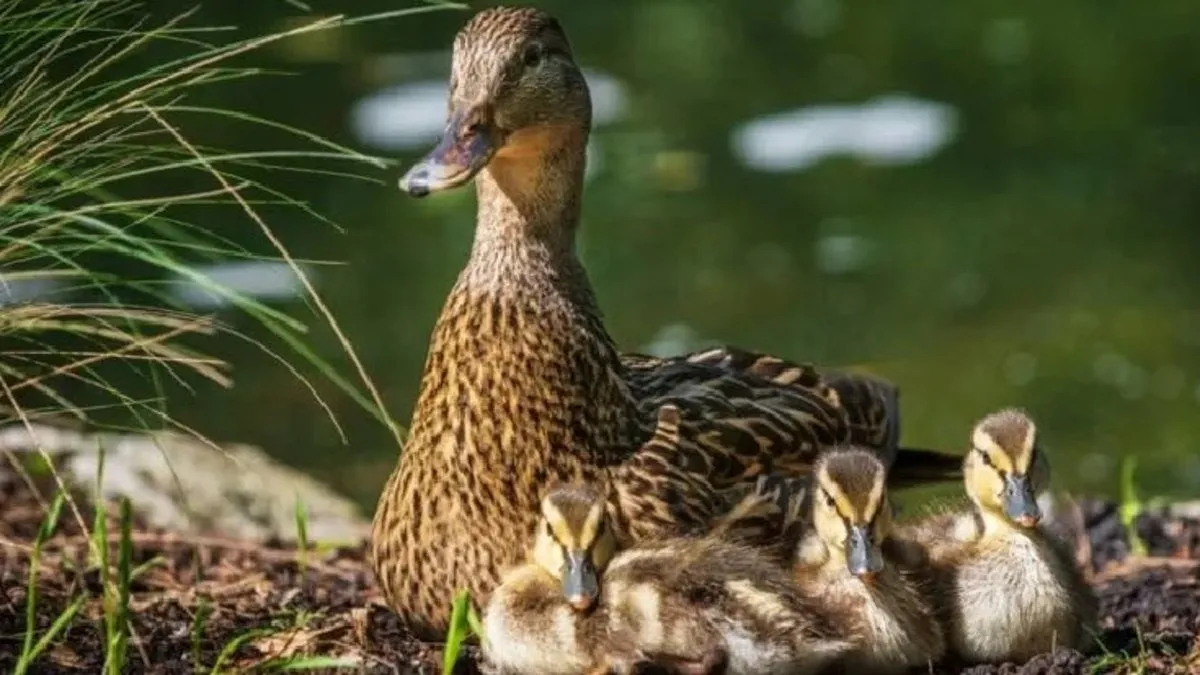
621,346 -> 961,483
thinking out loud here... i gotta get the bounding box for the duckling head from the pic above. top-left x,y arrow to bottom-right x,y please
532,483 -> 616,612
399,6 -> 590,197
811,447 -> 892,579
965,408 -> 1050,529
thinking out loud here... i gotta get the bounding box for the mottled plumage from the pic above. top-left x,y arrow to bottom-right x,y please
371,5 -> 963,639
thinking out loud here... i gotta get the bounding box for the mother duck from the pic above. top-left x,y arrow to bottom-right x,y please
371,5 -> 961,639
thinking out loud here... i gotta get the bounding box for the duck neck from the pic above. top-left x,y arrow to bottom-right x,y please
410,126 -> 639,476
470,127 -> 585,259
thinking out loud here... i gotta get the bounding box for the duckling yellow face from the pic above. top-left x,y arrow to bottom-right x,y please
964,408 -> 1050,529
531,484 -> 616,612
811,448 -> 892,579
398,6 -> 591,197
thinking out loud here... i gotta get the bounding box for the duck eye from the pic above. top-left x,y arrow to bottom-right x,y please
543,521 -> 554,539
522,43 -> 543,68
822,490 -> 836,509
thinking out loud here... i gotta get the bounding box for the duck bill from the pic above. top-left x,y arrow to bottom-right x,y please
1003,474 -> 1041,527
398,107 -> 499,198
845,525 -> 884,578
561,549 -> 599,612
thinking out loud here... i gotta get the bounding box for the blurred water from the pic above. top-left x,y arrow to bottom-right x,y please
20,0 -> 1200,508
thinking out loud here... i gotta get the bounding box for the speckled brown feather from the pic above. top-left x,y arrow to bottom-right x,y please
371,5 -> 962,640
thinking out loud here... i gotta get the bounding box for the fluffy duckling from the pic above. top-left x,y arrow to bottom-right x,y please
791,447 -> 945,674
482,483 -> 852,675
481,484 -> 618,675
904,408 -> 1098,664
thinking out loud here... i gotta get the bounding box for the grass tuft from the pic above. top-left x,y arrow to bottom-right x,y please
1,0 -> 464,671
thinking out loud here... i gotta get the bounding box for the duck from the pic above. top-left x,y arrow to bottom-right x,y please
897,408 -> 1099,664
370,4 -> 964,639
790,446 -> 945,674
482,481 -> 854,675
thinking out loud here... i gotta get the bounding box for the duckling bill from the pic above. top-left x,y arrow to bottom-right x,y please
543,487 -> 609,610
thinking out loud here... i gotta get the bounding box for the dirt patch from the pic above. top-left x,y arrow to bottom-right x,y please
1,479 -> 1198,674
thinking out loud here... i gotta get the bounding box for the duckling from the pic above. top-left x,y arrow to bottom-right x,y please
901,408 -> 1098,664
481,484 -> 619,675
791,447 -> 945,674
482,483 -> 853,675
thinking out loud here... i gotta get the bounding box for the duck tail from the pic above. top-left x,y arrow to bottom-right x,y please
887,446 -> 965,488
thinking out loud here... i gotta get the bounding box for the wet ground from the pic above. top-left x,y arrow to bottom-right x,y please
1,478 -> 1197,674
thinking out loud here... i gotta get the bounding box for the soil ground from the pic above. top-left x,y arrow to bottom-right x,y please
1,478 -> 1198,674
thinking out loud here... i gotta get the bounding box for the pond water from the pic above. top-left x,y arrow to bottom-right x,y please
15,0 -> 1200,510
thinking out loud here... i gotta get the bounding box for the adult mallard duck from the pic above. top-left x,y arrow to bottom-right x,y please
370,5 -> 963,639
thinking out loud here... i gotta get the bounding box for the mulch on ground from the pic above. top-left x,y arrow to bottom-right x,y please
1,478 -> 1198,675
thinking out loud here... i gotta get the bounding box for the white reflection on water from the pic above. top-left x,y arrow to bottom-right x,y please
350,64 -> 629,151
169,261 -> 313,309
643,323 -> 705,357
1,261 -> 311,310
0,277 -> 65,306
731,94 -> 958,172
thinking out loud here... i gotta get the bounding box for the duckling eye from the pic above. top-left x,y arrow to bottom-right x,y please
543,521 -> 554,540
975,447 -> 997,471
822,490 -> 836,509
521,43 -> 544,68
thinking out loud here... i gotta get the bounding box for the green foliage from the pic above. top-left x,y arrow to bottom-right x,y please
1119,455 -> 1148,558
0,0 -> 460,470
443,589 -> 484,675
0,0 -> 463,671
13,490 -> 82,675
191,598 -> 212,674
294,495 -> 310,568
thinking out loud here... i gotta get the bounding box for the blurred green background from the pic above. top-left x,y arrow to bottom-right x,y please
22,0 -> 1200,508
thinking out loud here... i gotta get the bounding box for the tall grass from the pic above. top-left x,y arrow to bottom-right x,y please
0,0 -> 461,501
0,0 -> 462,670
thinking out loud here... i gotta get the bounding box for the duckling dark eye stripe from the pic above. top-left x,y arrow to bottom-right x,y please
822,488 -> 858,524
974,446 -> 1006,477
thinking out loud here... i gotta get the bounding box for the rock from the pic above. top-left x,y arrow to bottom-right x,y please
0,420 -> 369,543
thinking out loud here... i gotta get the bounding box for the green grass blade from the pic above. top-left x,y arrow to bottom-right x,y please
14,596 -> 86,675
442,589 -> 476,675
1118,455 -> 1148,557
265,656 -> 361,671
209,628 -> 275,675
16,489 -> 68,674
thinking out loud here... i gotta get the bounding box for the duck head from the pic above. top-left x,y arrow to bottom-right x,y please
400,6 -> 591,197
